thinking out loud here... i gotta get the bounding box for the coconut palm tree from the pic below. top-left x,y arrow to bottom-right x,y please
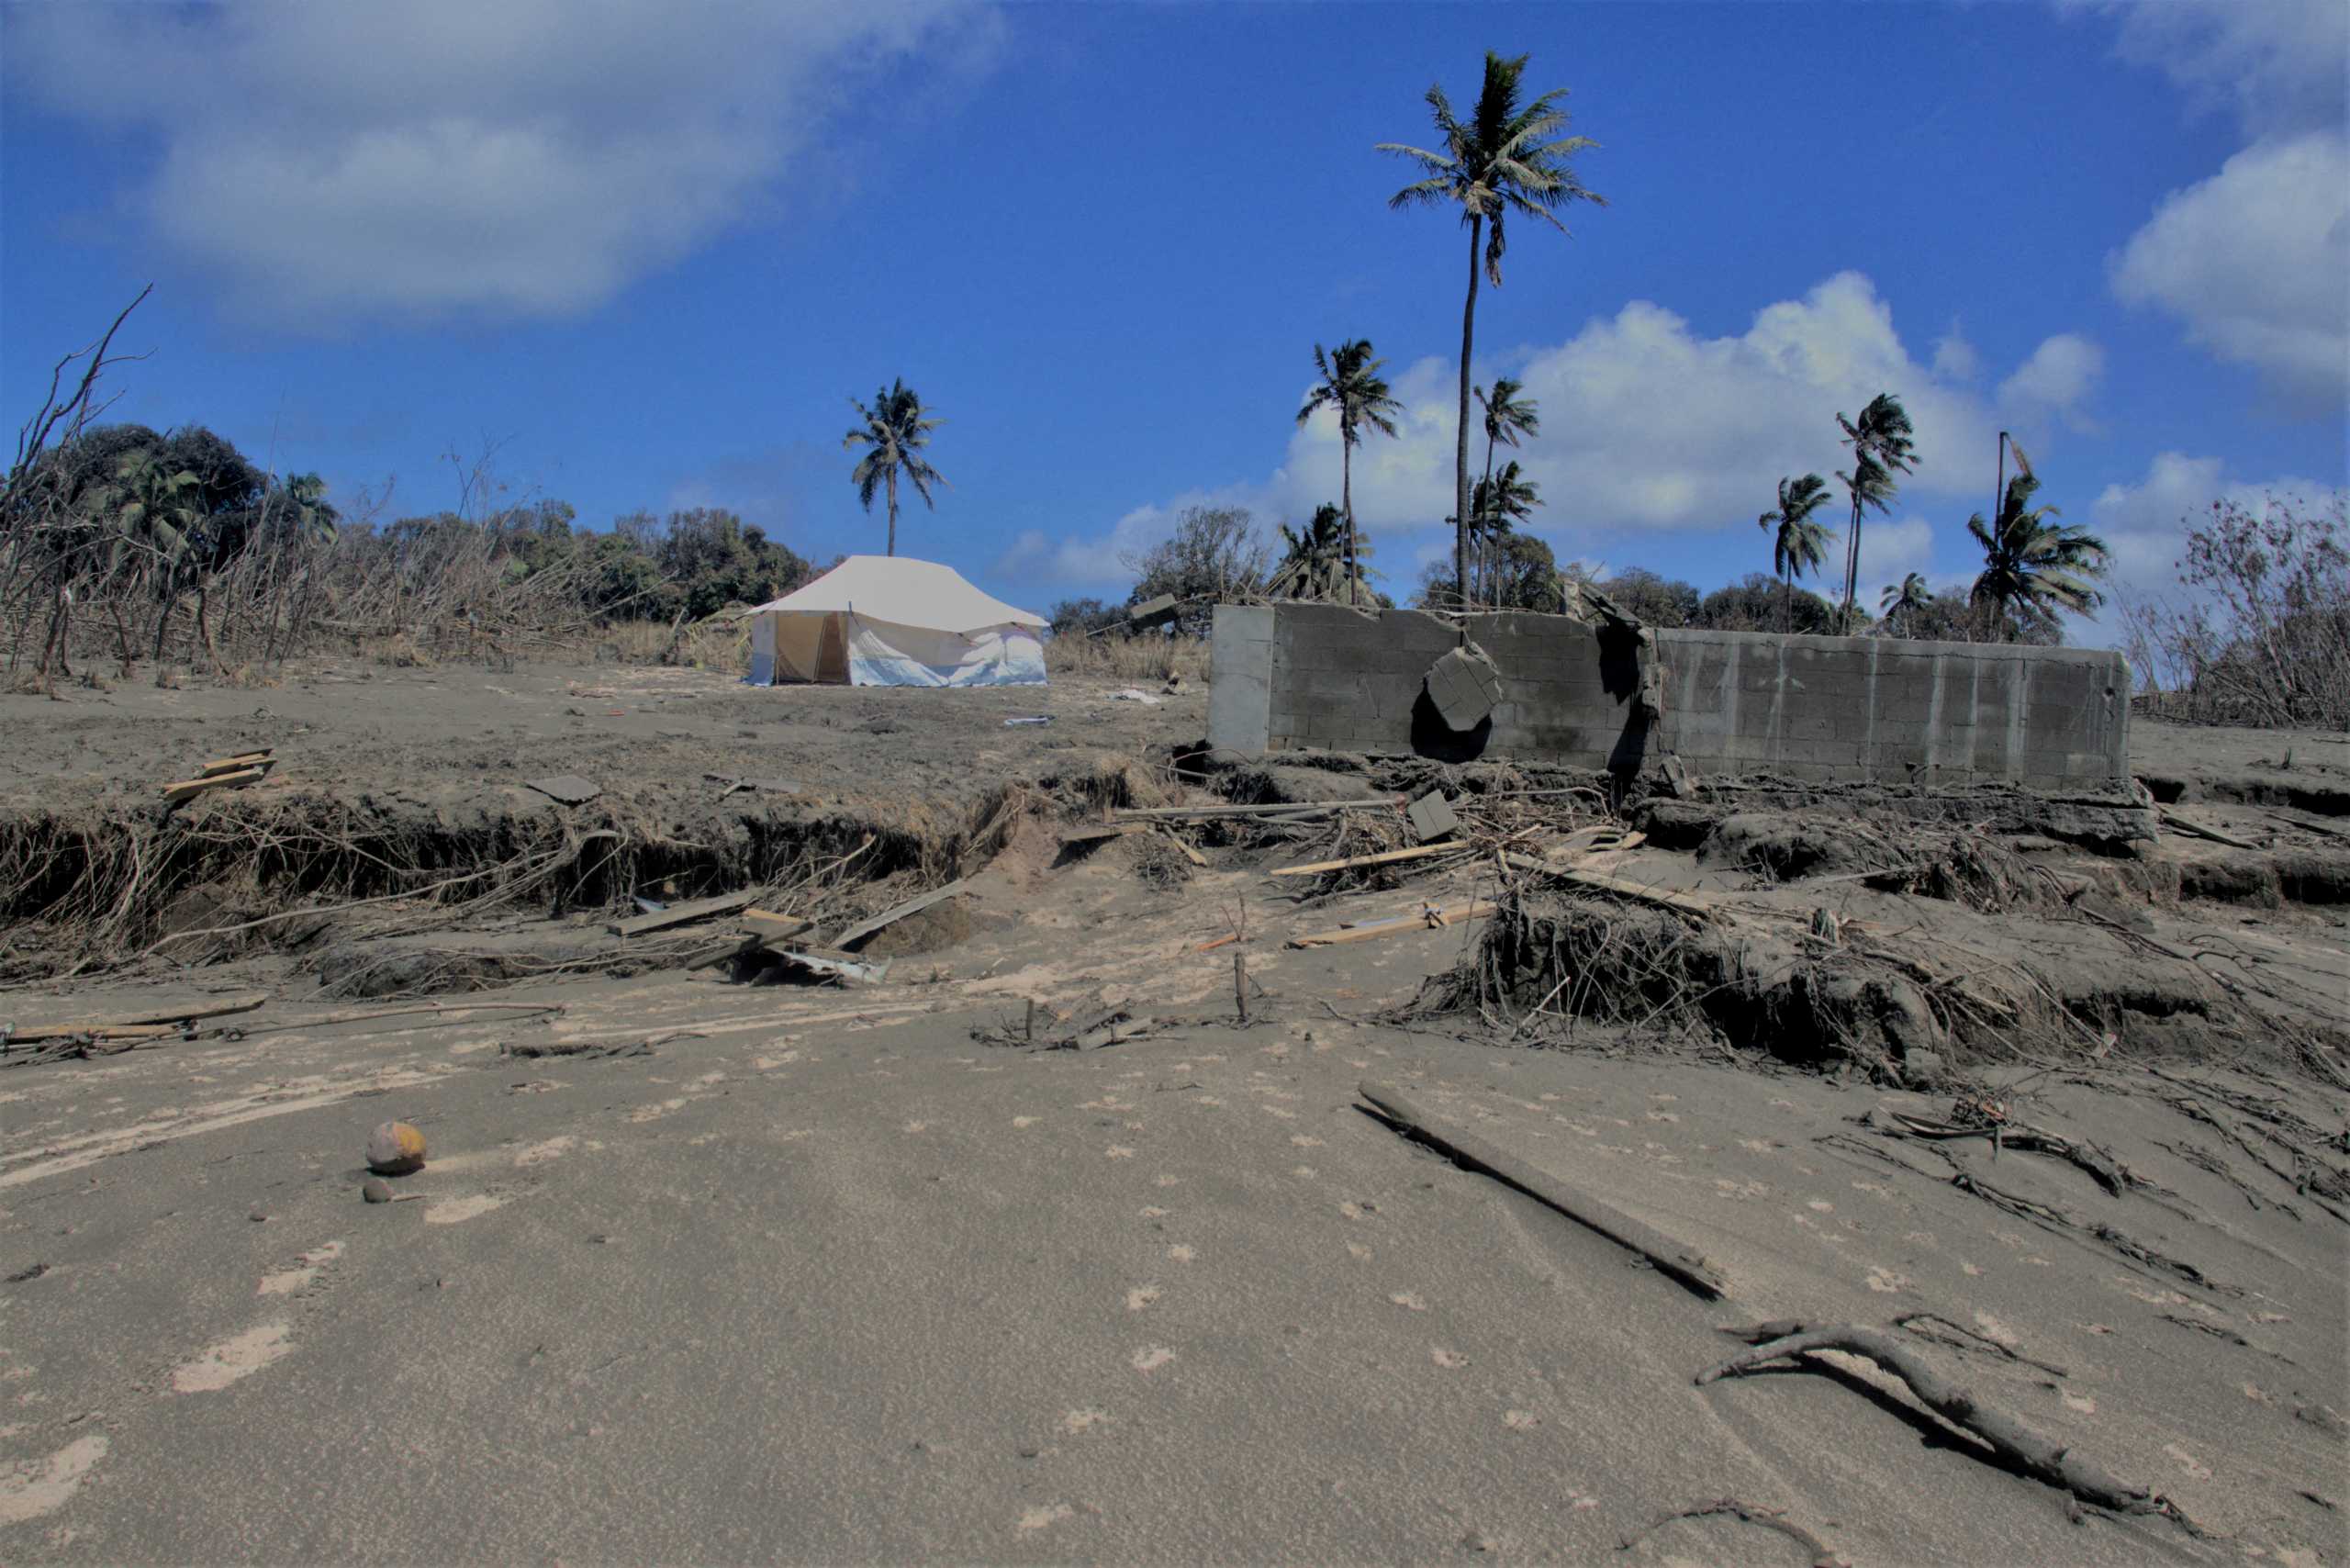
1295,340 -> 1402,588
1267,502 -> 1375,606
1756,473 -> 1836,634
1833,393 -> 1919,626
1968,472 -> 2110,640
100,450 -> 207,671
1472,460 -> 1540,593
843,380 -> 946,557
1880,572 -> 1934,636
1382,51 -> 1601,611
1472,378 -> 1539,603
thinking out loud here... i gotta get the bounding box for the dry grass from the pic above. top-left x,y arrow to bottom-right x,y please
1046,633 -> 1208,683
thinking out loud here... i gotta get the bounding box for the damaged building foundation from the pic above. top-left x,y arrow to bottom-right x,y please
1208,601 -> 2131,790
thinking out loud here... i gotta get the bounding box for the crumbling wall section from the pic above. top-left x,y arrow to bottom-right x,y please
1208,603 -> 2130,790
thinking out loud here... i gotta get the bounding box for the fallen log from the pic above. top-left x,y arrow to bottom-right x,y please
1358,1082 -> 1729,1300
1700,1321 -> 2190,1526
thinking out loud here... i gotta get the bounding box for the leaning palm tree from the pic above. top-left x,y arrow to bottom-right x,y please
1756,473 -> 1836,634
1295,341 -> 1403,587
843,379 -> 946,557
1968,472 -> 2110,640
1267,502 -> 1375,606
1472,378 -> 1539,602
1833,393 -> 1919,626
1382,51 -> 1601,610
1879,572 -> 1933,636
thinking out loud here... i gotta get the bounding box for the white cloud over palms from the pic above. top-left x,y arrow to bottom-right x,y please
7,1 -> 995,323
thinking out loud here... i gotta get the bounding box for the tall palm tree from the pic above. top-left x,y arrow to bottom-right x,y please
843,380 -> 946,557
1382,51 -> 1601,612
1756,473 -> 1836,634
1880,572 -> 1933,636
1267,502 -> 1374,606
1833,393 -> 1919,626
1968,472 -> 2110,640
1472,377 -> 1539,603
1295,340 -> 1402,588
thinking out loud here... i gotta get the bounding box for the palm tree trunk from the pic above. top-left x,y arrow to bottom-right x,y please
886,467 -> 898,557
1478,436 -> 1498,609
1841,497 -> 1863,633
1783,564 -> 1792,635
1341,438 -> 1356,599
1454,216 -> 1482,618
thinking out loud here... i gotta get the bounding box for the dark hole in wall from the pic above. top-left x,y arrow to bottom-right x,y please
1597,623 -> 1651,776
1409,689 -> 1491,762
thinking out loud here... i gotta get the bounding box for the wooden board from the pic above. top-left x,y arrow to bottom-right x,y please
608,890 -> 755,937
199,750 -> 274,777
1113,800 -> 1397,822
831,879 -> 968,950
1500,855 -> 1717,919
1270,842 -> 1464,878
160,767 -> 266,803
1059,823 -> 1148,846
1359,1083 -> 1729,1300
741,909 -> 810,939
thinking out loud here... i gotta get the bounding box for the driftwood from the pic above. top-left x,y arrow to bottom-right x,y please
1113,800 -> 1397,822
5,992 -> 266,1043
609,890 -> 756,937
1700,1321 -> 2190,1526
1271,842 -> 1467,879
1358,1082 -> 1729,1300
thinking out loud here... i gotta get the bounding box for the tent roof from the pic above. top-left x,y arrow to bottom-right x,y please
747,555 -> 1046,633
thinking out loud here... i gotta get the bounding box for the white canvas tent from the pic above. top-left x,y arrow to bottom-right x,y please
744,555 -> 1048,688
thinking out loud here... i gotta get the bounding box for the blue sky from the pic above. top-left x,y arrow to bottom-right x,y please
4,0 -> 2344,639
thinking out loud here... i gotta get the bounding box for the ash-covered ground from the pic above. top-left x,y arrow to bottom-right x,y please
2,661 -> 2345,1564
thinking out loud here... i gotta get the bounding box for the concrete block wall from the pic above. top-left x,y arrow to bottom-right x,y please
1208,603 -> 2131,790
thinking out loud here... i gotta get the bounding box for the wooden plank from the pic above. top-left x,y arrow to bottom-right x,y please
160,766 -> 267,803
2157,808 -> 2262,849
1159,832 -> 1209,868
1288,899 -> 1496,947
832,879 -> 968,950
6,992 -> 265,1045
1358,1083 -> 1729,1301
740,909 -> 810,939
199,750 -> 274,777
1270,842 -> 1466,879
608,890 -> 755,937
1113,800 -> 1397,822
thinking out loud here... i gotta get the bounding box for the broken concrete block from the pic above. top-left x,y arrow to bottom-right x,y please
1424,647 -> 1501,733
1406,790 -> 1460,843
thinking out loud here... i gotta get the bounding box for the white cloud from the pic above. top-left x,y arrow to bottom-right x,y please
7,1 -> 993,322
2109,130 -> 2350,409
1024,272 -> 2079,594
1930,322 -> 1980,383
1998,333 -> 2106,428
2088,0 -> 2347,140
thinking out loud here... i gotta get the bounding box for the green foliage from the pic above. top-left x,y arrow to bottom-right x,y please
1418,531 -> 1564,612
844,378 -> 946,556
1880,571 -> 1934,634
1598,567 -> 1700,628
1696,572 -> 1841,634
1046,597 -> 1128,636
1967,472 -> 2109,639
1759,472 -> 1838,633
1268,502 -> 1378,607
1125,505 -> 1267,635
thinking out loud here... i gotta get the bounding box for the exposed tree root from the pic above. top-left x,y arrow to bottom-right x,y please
1616,1497 -> 1846,1566
1699,1321 -> 2199,1530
